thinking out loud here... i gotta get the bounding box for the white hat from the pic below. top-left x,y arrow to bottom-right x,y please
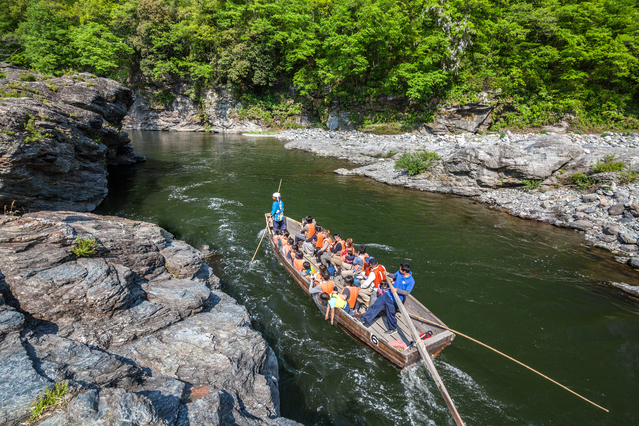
273,192 -> 281,198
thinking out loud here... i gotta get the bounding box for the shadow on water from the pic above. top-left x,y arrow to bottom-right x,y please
97,131 -> 639,426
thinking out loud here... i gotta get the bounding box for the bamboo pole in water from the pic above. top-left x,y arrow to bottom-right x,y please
390,287 -> 465,426
408,313 -> 609,413
250,225 -> 268,263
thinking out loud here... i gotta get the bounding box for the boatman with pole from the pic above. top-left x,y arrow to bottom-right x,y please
271,192 -> 286,231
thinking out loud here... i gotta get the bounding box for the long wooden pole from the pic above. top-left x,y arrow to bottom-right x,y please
390,287 -> 465,426
250,225 -> 268,263
408,313 -> 609,413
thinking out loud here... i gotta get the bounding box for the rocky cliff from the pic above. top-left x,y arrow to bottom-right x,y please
0,63 -> 144,212
0,211 -> 295,426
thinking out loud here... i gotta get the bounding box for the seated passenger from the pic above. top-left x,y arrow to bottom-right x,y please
302,261 -> 312,279
319,233 -> 344,266
341,245 -> 368,284
273,229 -> 283,245
324,292 -> 348,325
294,216 -> 316,246
309,270 -> 335,295
316,230 -> 334,263
279,230 -> 290,248
312,264 -> 327,285
282,237 -> 294,262
357,257 -> 387,308
330,238 -> 354,274
356,262 -> 415,335
293,251 -> 305,272
341,275 -> 359,315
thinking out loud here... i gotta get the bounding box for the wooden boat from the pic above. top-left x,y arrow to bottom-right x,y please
265,214 -> 455,369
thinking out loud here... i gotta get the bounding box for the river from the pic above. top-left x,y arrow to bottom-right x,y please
96,131 -> 639,425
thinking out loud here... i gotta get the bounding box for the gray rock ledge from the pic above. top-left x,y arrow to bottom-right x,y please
0,211 -> 296,426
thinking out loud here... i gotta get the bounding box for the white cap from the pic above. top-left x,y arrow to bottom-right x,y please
273,192 -> 281,198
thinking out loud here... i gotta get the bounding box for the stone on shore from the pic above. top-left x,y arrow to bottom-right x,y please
608,204 -> 625,216
618,232 -> 639,245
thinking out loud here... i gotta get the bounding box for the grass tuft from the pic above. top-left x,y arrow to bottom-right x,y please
29,381 -> 68,422
521,179 -> 542,190
24,116 -> 45,143
18,73 -> 37,82
72,236 -> 98,257
394,149 -> 439,176
570,173 -> 596,191
591,154 -> 625,173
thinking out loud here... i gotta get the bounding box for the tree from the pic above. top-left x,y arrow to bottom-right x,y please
19,1 -> 74,74
70,23 -> 133,77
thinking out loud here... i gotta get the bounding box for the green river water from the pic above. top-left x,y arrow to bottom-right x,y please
96,131 -> 639,425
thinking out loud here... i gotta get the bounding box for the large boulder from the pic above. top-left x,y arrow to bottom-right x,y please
0,63 -> 144,212
425,102 -> 494,134
442,135 -> 584,187
0,212 -> 293,425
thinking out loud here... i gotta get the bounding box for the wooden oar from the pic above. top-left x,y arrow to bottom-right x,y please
390,286 -> 465,426
408,313 -> 609,413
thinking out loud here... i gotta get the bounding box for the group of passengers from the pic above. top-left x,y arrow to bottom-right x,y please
269,197 -> 415,336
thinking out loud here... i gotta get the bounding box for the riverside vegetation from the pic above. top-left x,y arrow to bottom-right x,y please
1,0 -> 637,131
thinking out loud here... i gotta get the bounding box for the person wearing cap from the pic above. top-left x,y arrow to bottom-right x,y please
270,192 -> 286,231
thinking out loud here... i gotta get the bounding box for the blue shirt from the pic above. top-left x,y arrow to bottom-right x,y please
352,256 -> 364,271
389,271 -> 415,302
271,200 -> 284,221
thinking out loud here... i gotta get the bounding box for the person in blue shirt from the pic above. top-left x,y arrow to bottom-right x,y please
270,192 -> 286,231
356,262 -> 415,335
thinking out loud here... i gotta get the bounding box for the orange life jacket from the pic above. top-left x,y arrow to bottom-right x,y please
344,286 -> 359,308
371,264 -> 387,288
359,254 -> 369,271
306,223 -> 316,239
294,258 -> 305,271
315,233 -> 325,249
319,280 -> 335,294
325,237 -> 334,250
283,244 -> 291,258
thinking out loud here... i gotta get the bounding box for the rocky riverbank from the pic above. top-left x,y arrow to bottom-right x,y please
277,128 -> 639,286
0,211 -> 297,426
0,63 -> 144,212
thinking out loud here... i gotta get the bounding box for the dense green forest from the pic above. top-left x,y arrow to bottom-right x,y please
1,0 -> 638,130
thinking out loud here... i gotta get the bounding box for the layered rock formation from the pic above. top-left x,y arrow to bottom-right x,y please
123,85 -> 263,133
0,63 -> 144,212
0,212 -> 294,426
